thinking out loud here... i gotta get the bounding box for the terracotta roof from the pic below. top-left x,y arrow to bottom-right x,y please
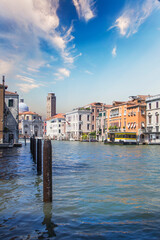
5,91 -> 18,95
19,111 -> 39,115
45,113 -> 65,121
84,102 -> 104,107
104,104 -> 112,108
127,103 -> 146,109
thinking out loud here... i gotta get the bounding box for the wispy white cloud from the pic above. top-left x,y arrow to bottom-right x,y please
72,0 -> 96,22
0,59 -> 13,75
85,70 -> 93,75
112,46 -> 117,57
0,0 -> 79,76
17,83 -> 40,93
16,74 -> 43,92
16,75 -> 35,83
109,0 -> 160,37
54,68 -> 70,80
27,67 -> 39,73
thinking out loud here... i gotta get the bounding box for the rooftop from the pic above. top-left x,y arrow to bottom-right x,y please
146,94 -> 160,102
19,111 -> 40,116
5,91 -> 18,96
45,113 -> 65,121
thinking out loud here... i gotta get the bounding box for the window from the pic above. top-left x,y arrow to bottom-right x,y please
59,124 -> 61,127
97,109 -> 99,113
156,126 -> 159,132
92,125 -> 94,130
87,115 -> 90,121
92,109 -> 94,113
156,114 -> 159,124
26,116 -> 29,120
92,116 -> 94,121
149,103 -> 151,110
87,124 -> 89,130
59,129 -> 61,133
8,99 -> 13,107
79,124 -> 81,130
148,115 -> 152,124
79,115 -> 81,121
156,102 -> 159,109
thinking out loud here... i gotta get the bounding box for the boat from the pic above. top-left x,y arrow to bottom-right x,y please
104,132 -> 137,145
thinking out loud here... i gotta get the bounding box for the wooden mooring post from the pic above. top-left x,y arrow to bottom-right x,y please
30,137 -> 32,153
37,139 -> 42,175
33,138 -> 36,162
24,136 -> 26,146
43,139 -> 52,202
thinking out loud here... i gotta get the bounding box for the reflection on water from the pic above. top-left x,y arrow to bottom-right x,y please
39,203 -> 57,239
0,142 -> 160,239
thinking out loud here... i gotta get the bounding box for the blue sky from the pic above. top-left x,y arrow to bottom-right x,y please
0,0 -> 160,117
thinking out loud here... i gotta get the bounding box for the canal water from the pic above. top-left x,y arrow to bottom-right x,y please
0,141 -> 160,239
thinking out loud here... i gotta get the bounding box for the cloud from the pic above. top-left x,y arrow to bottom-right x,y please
16,74 -> 42,92
72,0 -> 95,21
17,83 -> 40,93
27,67 -> 39,73
0,0 -> 78,74
112,46 -> 117,57
85,70 -> 93,75
54,68 -> 70,80
16,75 -> 35,83
109,0 -> 160,37
0,59 -> 13,75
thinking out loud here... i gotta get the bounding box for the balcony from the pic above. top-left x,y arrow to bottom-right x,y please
108,128 -> 121,132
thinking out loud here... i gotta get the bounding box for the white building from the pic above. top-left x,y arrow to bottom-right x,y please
66,108 -> 91,140
19,99 -> 43,138
46,114 -> 66,140
146,94 -> 160,144
96,110 -> 106,142
4,91 -> 19,144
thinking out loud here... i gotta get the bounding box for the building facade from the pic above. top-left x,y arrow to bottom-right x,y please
19,111 -> 43,138
84,102 -> 105,132
0,82 -> 6,143
66,109 -> 91,140
103,95 -> 148,143
46,93 -> 56,119
46,114 -> 66,140
4,91 -> 19,144
146,94 -> 160,144
96,105 -> 112,141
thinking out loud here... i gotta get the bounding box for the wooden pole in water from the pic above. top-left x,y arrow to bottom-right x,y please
32,137 -> 34,155
24,136 -> 26,146
43,139 -> 52,202
33,138 -> 36,162
30,137 -> 32,152
37,139 -> 42,175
